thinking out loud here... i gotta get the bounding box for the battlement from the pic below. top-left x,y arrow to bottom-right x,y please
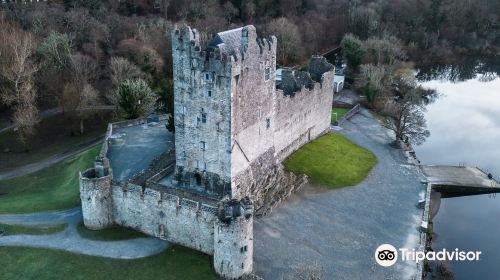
278,56 -> 335,96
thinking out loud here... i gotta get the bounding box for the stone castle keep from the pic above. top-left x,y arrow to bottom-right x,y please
80,24 -> 334,278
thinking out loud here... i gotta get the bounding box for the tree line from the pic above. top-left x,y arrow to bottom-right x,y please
0,0 -> 498,148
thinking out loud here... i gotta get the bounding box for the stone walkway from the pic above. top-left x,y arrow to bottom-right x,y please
0,207 -> 169,259
254,109 -> 426,279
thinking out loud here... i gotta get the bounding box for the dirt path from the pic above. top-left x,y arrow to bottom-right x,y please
0,137 -> 103,181
0,207 -> 169,259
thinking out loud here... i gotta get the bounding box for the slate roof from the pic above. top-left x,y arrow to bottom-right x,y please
208,27 -> 243,55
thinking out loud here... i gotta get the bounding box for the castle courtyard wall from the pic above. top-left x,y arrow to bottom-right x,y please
110,183 -> 218,254
273,71 -> 335,162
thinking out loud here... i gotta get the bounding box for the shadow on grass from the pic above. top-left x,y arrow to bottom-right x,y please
76,223 -> 148,241
0,223 -> 67,236
0,245 -> 216,280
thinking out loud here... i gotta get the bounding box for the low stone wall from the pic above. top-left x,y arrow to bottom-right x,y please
129,150 -> 176,186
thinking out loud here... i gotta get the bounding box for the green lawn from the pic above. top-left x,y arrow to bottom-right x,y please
76,223 -> 147,241
0,246 -> 216,280
284,133 -> 377,188
0,145 -> 100,214
0,223 -> 67,236
331,108 -> 350,124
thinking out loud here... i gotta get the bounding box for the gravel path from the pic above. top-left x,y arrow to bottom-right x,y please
0,207 -> 169,259
254,109 -> 426,280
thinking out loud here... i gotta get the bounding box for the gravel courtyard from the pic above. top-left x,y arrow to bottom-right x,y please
254,109 -> 426,279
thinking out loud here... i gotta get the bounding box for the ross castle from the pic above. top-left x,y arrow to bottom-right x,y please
80,24 -> 334,279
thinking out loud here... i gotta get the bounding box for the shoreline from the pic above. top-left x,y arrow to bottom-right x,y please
396,138 -> 431,280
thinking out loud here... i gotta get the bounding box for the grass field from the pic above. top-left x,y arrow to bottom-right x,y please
331,107 -> 350,124
0,223 -> 67,236
284,133 -> 377,188
0,246 -> 216,280
0,145 -> 101,214
76,223 -> 147,241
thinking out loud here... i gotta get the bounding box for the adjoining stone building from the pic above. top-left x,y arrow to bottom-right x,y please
80,24 -> 334,279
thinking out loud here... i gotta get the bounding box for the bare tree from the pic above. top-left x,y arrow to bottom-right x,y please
364,35 -> 406,65
109,57 -> 144,88
62,53 -> 100,134
61,82 -> 99,135
0,17 -> 39,148
357,63 -> 388,106
383,88 -> 430,145
267,17 -> 301,65
70,53 -> 97,91
37,31 -> 73,70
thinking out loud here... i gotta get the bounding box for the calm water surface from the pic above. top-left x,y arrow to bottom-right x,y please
415,76 -> 500,279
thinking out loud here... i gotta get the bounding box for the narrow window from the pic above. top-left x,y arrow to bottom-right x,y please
201,113 -> 207,124
266,118 -> 270,129
265,66 -> 270,80
200,141 -> 206,150
205,73 -> 210,80
207,90 -> 212,97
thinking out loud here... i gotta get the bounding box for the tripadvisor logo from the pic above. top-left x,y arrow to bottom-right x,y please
375,244 -> 398,267
375,244 -> 482,267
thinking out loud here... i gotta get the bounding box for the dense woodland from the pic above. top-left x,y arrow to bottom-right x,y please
0,0 -> 499,146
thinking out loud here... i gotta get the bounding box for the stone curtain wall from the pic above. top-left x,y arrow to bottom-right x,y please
274,70 -> 335,162
231,57 -> 334,209
112,183 -> 218,254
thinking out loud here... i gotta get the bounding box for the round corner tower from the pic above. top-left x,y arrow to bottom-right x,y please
79,157 -> 114,230
213,199 -> 254,279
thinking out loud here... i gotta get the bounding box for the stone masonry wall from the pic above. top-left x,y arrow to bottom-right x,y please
274,70 -> 335,162
232,57 -> 334,208
80,169 -> 114,230
111,183 -> 218,254
172,25 -> 233,197
214,215 -> 254,279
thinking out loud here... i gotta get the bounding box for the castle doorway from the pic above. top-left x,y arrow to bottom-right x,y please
194,173 -> 202,186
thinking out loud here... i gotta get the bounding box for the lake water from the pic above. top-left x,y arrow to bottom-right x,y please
415,75 -> 500,279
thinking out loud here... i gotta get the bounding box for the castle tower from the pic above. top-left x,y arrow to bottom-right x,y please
171,25 -> 233,198
214,199 -> 254,279
171,24 -> 278,200
79,157 -> 114,230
